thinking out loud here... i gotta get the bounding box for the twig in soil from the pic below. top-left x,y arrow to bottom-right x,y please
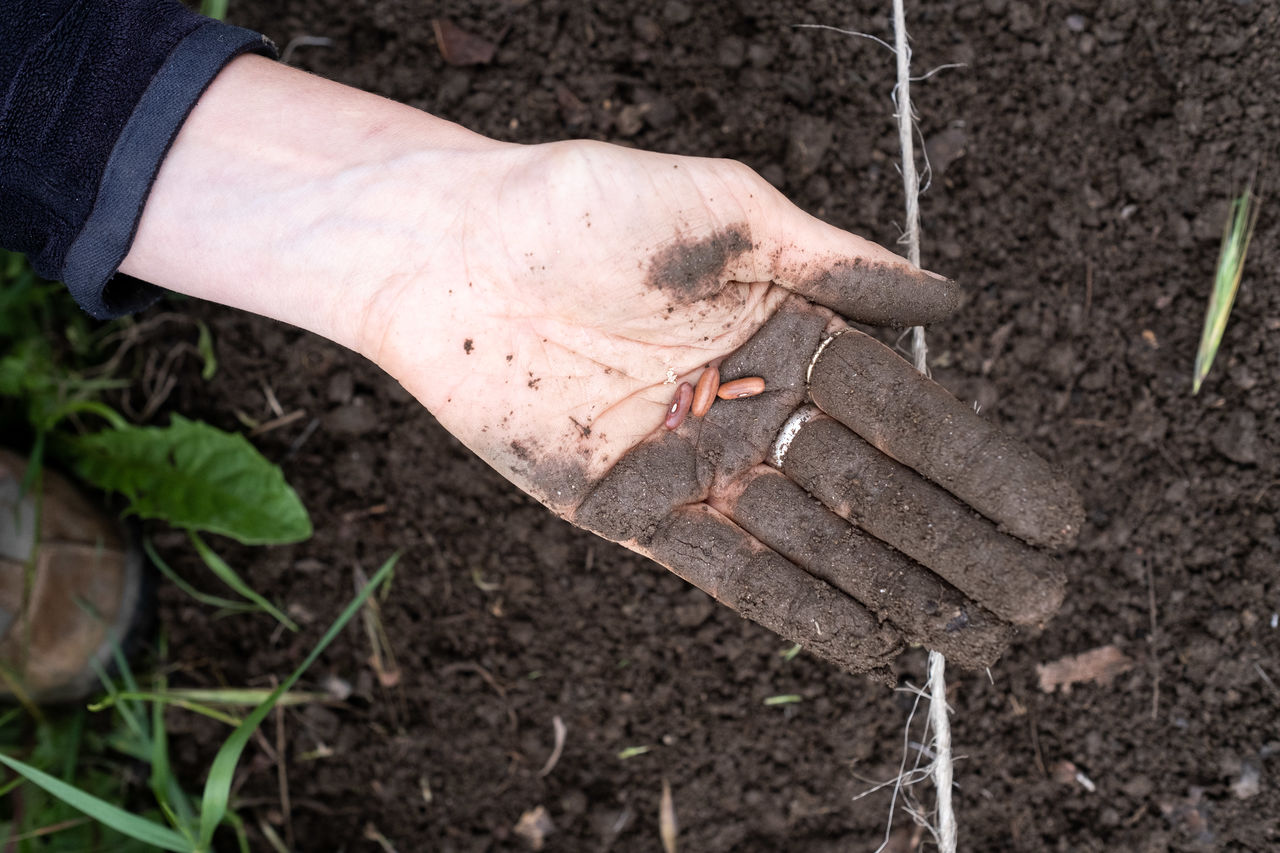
280,35 -> 333,66
354,564 -> 402,689
261,380 -> 285,418
362,823 -> 399,853
1027,709 -> 1047,778
250,409 -> 306,437
281,416 -> 321,462
1084,258 -> 1094,314
257,819 -> 289,853
1146,561 -> 1161,721
537,715 -> 567,777
1255,662 -> 1279,701
274,689 -> 295,851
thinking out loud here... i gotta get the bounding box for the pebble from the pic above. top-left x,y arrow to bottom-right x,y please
1212,411 -> 1261,465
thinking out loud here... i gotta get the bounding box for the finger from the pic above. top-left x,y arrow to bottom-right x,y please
731,175 -> 962,326
571,296 -> 828,539
776,411 -> 1066,626
636,502 -> 903,674
809,329 -> 1084,548
712,466 -> 1011,668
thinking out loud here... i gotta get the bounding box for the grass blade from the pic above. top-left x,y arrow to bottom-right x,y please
1193,185 -> 1260,394
188,531 -> 299,632
144,537 -> 261,615
0,754 -> 191,851
196,552 -> 400,847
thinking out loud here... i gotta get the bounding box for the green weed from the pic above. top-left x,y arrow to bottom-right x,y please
0,251 -> 310,629
1193,184 -> 1261,395
0,553 -> 400,851
199,0 -> 229,21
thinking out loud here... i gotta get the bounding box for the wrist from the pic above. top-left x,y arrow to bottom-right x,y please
120,54 -> 505,354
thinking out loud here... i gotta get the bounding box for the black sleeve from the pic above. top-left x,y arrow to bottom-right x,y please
0,1 -> 276,319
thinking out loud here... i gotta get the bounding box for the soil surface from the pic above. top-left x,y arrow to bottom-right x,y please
147,0 -> 1279,849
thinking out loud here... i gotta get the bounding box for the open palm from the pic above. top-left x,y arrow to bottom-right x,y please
366,139 -> 1080,674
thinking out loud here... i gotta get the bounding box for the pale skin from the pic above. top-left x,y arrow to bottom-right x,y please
124,56 -> 1078,673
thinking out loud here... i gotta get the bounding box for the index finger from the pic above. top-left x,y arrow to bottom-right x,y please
729,174 -> 962,326
808,329 -> 1084,548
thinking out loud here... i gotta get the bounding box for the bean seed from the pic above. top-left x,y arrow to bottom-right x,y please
716,376 -> 766,399
665,382 -> 693,429
691,366 -> 720,417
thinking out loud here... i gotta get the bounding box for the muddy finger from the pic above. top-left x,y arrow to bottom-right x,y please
776,412 -> 1066,626
781,258 -> 963,327
808,329 -> 1084,548
638,503 -> 903,674
712,466 -> 1011,668
747,197 -> 963,326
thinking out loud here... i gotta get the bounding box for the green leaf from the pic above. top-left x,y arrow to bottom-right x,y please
68,414 -> 311,545
143,537 -> 261,616
200,0 -> 229,20
1193,185 -> 1261,394
189,531 -> 299,632
0,754 -> 192,852
197,552 -> 400,847
195,321 -> 218,381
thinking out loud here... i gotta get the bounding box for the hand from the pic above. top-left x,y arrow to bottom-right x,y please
362,139 -> 1083,674
126,57 -> 1082,674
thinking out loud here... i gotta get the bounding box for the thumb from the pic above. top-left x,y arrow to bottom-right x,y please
728,166 -> 964,326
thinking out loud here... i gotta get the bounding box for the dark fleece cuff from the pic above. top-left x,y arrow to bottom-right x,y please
0,2 -> 276,320
63,22 -> 275,319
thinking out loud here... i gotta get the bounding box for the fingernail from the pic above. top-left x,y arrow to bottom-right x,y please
923,268 -> 951,282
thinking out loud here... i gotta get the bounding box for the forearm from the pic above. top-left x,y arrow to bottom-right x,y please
120,55 -> 508,355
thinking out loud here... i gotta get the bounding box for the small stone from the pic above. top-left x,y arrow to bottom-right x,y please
785,116 -> 833,179
327,370 -> 354,405
615,104 -> 647,137
1231,762 -> 1261,799
643,96 -> 678,130
1212,411 -> 1261,465
661,0 -> 691,25
633,15 -> 661,43
326,396 -> 378,436
1066,13 -> 1087,31
514,806 -> 556,850
780,72 -> 814,106
717,36 -> 745,68
925,126 -> 968,178
747,43 -> 775,67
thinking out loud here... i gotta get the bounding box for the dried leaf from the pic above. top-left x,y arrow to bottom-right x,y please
513,806 -> 555,851
1036,645 -> 1134,693
659,779 -> 677,853
432,19 -> 497,66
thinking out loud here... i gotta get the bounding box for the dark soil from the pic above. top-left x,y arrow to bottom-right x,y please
150,0 -> 1280,849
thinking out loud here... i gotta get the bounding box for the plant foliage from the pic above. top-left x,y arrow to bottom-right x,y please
1193,184 -> 1261,394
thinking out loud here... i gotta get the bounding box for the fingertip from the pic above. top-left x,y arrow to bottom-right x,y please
754,205 -> 964,326
798,257 -> 965,327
